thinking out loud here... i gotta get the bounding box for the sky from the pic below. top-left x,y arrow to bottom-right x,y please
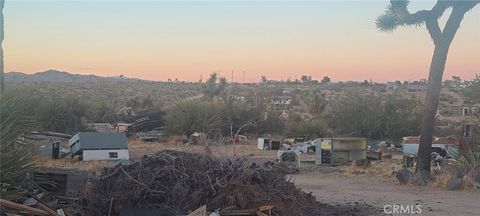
3,0 -> 480,82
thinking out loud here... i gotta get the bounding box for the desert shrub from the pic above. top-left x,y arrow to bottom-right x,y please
326,92 -> 422,140
285,115 -> 328,140
464,74 -> 480,104
256,111 -> 285,135
165,101 -> 224,136
88,100 -> 119,123
36,95 -> 88,134
0,89 -> 38,200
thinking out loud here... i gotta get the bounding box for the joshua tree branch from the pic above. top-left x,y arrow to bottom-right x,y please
430,1 -> 452,19
391,7 -> 429,25
425,18 -> 442,45
442,3 -> 478,44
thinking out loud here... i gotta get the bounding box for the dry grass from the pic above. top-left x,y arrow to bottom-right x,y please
428,172 -> 454,189
343,157 -> 479,191
343,160 -> 403,178
128,137 -> 280,161
36,157 -> 116,171
462,175 -> 476,190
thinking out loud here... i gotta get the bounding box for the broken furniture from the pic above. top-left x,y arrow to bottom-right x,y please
315,138 -> 367,165
257,138 -> 270,150
33,167 -> 87,195
186,205 -> 275,216
366,150 -> 382,160
189,132 -> 209,144
269,140 -> 281,150
402,136 -> 459,158
277,150 -> 301,169
257,138 -> 280,150
137,127 -> 166,142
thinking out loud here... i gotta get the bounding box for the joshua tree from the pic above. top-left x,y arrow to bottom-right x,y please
1,0 -> 5,92
376,0 -> 479,180
321,76 -> 331,85
203,73 -> 227,101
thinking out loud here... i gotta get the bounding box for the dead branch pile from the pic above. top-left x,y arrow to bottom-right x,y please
89,150 -> 353,216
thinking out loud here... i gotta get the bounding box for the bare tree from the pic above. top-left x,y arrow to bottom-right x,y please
376,0 -> 479,180
229,120 -> 255,157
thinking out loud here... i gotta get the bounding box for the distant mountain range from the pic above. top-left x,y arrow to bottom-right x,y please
5,69 -> 142,82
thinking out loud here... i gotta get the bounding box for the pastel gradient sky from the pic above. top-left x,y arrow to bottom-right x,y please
3,0 -> 480,82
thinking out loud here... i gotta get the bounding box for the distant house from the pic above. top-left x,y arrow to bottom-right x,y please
229,95 -> 247,104
435,110 -> 444,120
282,88 -> 293,95
87,123 -> 114,132
271,95 -> 292,105
69,132 -> 129,161
278,110 -> 289,120
407,84 -> 427,92
461,105 -> 479,116
386,82 -> 399,90
463,124 -> 473,138
114,123 -> 131,133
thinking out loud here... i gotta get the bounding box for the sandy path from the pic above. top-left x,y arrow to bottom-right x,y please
294,171 -> 480,216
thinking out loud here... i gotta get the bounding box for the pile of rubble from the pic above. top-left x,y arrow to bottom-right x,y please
0,192 -> 86,216
88,150 -> 369,216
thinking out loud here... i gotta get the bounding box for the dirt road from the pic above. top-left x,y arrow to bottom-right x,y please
294,171 -> 480,216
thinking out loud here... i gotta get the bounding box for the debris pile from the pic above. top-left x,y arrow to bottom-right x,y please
89,150 -> 363,215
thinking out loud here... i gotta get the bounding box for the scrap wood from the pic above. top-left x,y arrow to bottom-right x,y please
220,211 -> 257,216
222,208 -> 257,213
258,205 -> 273,212
90,150 -> 315,215
0,198 -> 49,216
37,203 -> 60,216
29,194 -> 62,216
256,212 -> 269,216
57,209 -> 66,216
88,150 -> 372,216
187,205 -> 206,216
258,205 -> 273,216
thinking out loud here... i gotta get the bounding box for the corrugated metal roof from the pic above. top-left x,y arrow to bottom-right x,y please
74,132 -> 128,150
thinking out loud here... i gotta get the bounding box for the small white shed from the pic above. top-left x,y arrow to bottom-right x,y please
69,132 -> 129,161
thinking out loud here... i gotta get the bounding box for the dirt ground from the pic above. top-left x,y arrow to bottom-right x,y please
294,169 -> 480,216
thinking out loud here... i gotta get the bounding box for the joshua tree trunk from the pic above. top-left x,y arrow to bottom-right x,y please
415,4 -> 471,179
0,0 -> 4,93
416,44 -> 449,178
